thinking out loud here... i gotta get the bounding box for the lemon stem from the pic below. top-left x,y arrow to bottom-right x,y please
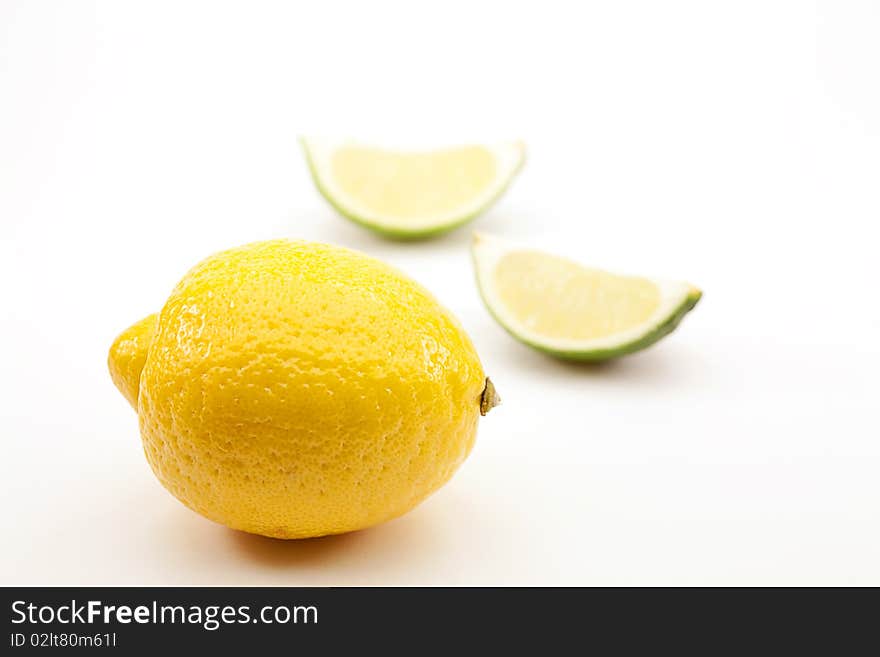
480,377 -> 501,416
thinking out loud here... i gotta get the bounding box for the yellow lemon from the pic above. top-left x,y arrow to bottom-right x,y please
108,240 -> 498,539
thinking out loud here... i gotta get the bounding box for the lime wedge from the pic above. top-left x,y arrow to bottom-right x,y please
472,233 -> 701,360
301,138 -> 525,239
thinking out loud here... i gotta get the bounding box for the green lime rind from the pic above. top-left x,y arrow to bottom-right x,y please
300,138 -> 525,241
527,289 -> 701,361
473,245 -> 702,361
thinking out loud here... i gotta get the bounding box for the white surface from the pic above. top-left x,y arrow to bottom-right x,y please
1,0 -> 878,586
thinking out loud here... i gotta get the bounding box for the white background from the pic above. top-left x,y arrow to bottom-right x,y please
2,0 -> 878,586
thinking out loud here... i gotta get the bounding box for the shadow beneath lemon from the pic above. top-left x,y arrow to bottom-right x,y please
222,508 -> 446,582
227,528 -> 367,568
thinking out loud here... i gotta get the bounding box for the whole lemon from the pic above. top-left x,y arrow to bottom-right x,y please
108,240 -> 498,539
